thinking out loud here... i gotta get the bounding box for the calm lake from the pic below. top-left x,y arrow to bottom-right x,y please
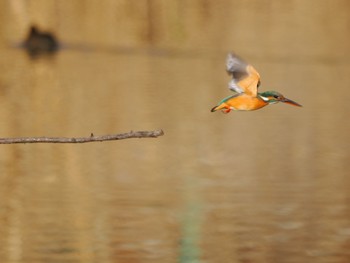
0,1 -> 349,262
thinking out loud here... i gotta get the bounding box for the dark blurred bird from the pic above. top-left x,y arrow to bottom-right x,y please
211,53 -> 302,113
23,25 -> 59,57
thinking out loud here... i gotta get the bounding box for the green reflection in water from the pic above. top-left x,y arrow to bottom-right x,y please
178,177 -> 202,263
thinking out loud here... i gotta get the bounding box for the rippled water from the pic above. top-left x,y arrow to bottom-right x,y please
0,1 -> 349,262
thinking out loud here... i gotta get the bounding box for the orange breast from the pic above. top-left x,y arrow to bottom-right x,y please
224,94 -> 268,111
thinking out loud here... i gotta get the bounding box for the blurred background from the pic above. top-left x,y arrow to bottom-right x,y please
0,1 -> 349,262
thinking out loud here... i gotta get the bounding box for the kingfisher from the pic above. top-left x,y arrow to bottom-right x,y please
211,53 -> 302,113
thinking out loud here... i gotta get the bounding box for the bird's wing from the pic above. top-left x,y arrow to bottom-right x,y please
226,53 -> 261,97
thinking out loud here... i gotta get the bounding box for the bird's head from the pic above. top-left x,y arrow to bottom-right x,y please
259,91 -> 302,107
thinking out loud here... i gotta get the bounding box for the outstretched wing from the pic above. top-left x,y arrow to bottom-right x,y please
226,53 -> 261,97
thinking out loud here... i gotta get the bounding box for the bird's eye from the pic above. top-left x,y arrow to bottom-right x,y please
273,95 -> 279,99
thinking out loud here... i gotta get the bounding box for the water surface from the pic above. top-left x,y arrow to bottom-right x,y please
0,1 -> 349,262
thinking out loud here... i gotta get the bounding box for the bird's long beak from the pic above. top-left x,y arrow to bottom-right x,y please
281,97 -> 302,107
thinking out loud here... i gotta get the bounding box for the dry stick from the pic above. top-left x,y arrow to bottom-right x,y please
0,129 -> 164,144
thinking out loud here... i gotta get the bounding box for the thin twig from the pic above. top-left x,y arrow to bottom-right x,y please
0,129 -> 164,144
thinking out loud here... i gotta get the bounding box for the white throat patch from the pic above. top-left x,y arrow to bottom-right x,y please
260,96 -> 269,101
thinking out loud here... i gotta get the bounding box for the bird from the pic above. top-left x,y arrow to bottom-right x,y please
211,53 -> 302,113
23,25 -> 59,57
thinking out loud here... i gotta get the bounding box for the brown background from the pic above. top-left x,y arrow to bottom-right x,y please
0,1 -> 349,262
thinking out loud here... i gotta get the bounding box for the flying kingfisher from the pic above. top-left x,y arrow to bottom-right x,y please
211,53 -> 302,113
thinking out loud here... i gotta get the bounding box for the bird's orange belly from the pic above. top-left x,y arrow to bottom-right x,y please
225,95 -> 268,111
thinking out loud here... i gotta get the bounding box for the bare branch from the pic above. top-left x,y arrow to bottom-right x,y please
0,129 -> 164,144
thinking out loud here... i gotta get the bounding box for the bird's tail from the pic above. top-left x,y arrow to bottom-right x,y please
211,103 -> 226,112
